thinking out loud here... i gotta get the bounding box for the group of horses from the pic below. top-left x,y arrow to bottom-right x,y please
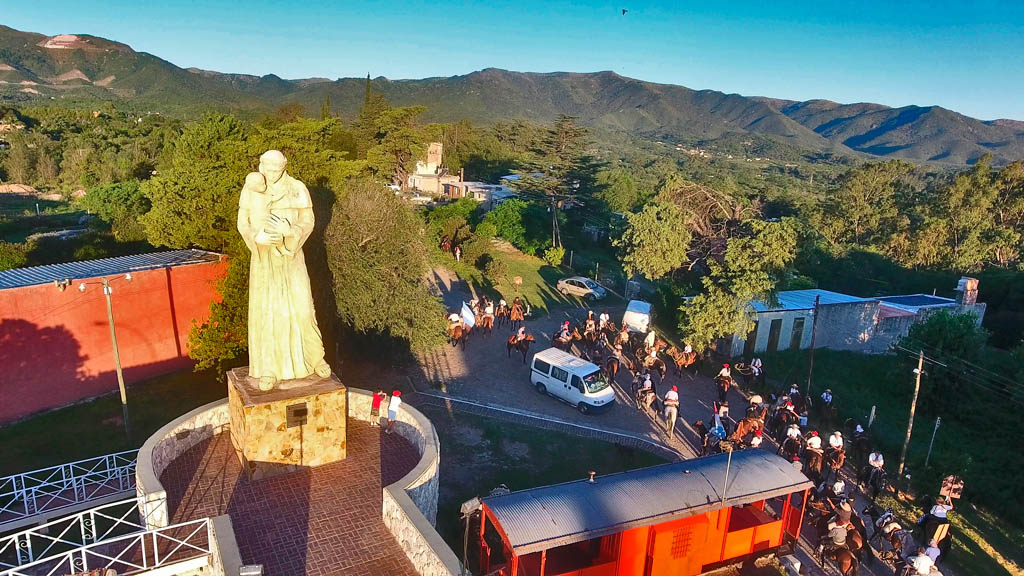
446,296 -> 526,350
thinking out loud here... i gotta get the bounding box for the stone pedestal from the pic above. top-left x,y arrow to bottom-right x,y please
227,367 -> 347,480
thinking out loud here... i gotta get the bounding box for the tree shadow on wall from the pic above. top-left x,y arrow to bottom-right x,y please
0,318 -> 89,401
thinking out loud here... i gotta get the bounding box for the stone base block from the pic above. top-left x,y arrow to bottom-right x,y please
227,367 -> 347,480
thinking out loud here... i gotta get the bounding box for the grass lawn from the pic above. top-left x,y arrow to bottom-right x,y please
418,404 -> 666,563
759,348 -> 1023,576
0,368 -> 228,475
437,239 -> 622,315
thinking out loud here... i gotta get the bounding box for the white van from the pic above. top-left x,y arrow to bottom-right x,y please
623,299 -> 653,333
529,348 -> 615,414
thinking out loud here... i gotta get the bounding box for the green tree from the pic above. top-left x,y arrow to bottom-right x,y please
614,202 -> 690,280
325,178 -> 446,350
78,181 -> 151,241
482,199 -> 528,248
680,218 -> 799,351
899,310 -> 988,413
597,168 -> 642,213
819,160 -> 915,247
510,115 -> 596,247
364,106 -> 428,187
0,241 -> 30,271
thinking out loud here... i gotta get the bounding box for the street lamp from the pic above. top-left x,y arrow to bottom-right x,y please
59,273 -> 134,442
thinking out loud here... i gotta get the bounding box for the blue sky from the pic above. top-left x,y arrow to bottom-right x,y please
4,0 -> 1023,119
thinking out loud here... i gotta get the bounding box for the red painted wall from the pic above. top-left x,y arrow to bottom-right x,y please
0,259 -> 227,423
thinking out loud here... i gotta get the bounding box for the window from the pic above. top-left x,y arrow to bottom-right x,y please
571,375 -> 585,392
582,370 -> 610,393
533,359 -> 551,375
584,280 -> 598,289
551,367 -> 569,382
790,317 -> 806,350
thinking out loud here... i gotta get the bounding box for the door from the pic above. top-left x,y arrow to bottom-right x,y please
551,366 -> 571,400
767,319 -> 783,354
743,321 -> 759,358
789,318 -> 805,351
570,375 -> 586,403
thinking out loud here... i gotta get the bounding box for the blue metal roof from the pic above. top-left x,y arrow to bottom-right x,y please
751,289 -> 867,313
482,450 -> 811,555
0,249 -> 222,290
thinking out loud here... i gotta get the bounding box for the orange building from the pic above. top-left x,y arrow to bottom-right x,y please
0,250 -> 225,423
477,450 -> 812,576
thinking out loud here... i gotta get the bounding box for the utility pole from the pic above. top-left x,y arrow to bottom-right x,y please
898,350 -> 924,478
101,277 -> 131,442
805,295 -> 820,397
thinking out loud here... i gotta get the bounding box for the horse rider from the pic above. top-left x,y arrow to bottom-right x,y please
825,431 -> 846,483
618,325 -> 631,347
919,495 -> 953,528
780,424 -> 802,462
818,514 -> 851,559
804,431 -> 824,482
447,311 -> 462,330
746,395 -> 764,419
515,325 -> 528,343
716,363 -> 732,402
694,419 -> 710,456
820,387 -> 835,424
584,314 -> 597,336
713,400 -> 731,436
750,429 -> 763,448
820,479 -> 847,509
638,374 -> 656,414
556,320 -> 571,343
663,385 -> 680,435
643,329 -> 657,351
863,447 -> 885,496
776,400 -> 800,441
484,298 -> 495,319
901,547 -> 936,576
751,357 -> 763,377
598,310 -> 610,331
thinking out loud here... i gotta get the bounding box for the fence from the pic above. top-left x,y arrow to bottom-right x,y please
0,518 -> 211,576
0,497 -> 162,569
0,451 -> 138,527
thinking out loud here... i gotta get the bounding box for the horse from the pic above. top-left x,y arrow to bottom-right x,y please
825,448 -> 847,483
863,505 -> 908,561
859,466 -> 888,500
727,416 -> 762,446
554,327 -> 582,352
479,313 -> 494,334
509,303 -> 525,331
605,353 -> 632,381
448,323 -> 469,350
803,448 -> 825,485
495,302 -> 510,328
823,548 -> 859,576
664,346 -> 699,377
507,334 -> 535,364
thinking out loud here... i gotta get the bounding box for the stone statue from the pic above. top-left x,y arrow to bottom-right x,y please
237,150 -> 331,390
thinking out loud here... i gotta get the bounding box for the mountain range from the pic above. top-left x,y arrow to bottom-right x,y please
1,24 -> 1022,166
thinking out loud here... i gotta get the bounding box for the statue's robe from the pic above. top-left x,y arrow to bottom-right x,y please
237,172 -> 325,381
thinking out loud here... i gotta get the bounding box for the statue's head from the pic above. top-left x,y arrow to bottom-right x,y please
258,150 -> 287,184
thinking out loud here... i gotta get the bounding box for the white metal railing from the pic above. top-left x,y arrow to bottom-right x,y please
0,518 -> 211,576
0,451 -> 138,525
0,498 -> 162,569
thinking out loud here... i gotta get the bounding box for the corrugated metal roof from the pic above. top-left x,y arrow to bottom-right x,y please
482,450 -> 812,555
751,289 -> 867,313
0,249 -> 222,290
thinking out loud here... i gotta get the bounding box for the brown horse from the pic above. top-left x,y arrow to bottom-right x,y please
727,416 -> 762,445
823,547 -> 859,576
507,334 -> 535,364
496,303 -> 510,328
479,314 -> 494,334
803,448 -> 825,484
554,327 -> 582,352
509,303 -> 525,331
448,324 -> 469,350
665,346 -> 698,377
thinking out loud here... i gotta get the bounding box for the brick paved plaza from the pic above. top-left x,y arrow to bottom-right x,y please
161,420 -> 420,576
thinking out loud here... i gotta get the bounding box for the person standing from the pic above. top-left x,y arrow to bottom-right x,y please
370,390 -> 387,427
386,389 -> 402,434
663,385 -> 680,435
454,245 -> 462,262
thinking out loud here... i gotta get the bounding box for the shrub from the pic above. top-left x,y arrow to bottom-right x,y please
484,257 -> 508,284
543,245 -> 565,267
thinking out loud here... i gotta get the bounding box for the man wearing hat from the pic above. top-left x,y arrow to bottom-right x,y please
638,374 -> 655,414
820,388 -> 835,426
780,424 -> 802,462
556,321 -> 571,346
804,431 -> 824,483
716,364 -> 732,402
663,385 -> 680,435
750,429 -> 763,448
825,431 -> 846,484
